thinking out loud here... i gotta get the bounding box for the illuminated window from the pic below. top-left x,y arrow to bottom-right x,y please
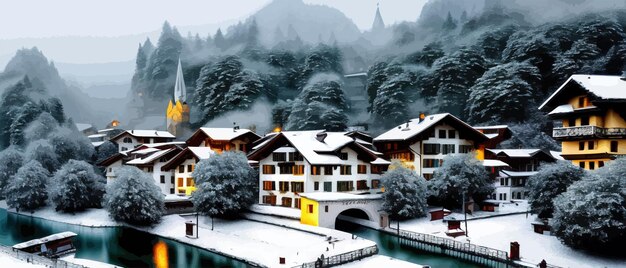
263,195 -> 276,205
294,198 -> 301,209
293,165 -> 304,175
187,165 -> 194,172
262,165 -> 276,174
262,181 -> 275,191
311,165 -> 321,175
357,165 -> 367,174
186,178 -> 194,187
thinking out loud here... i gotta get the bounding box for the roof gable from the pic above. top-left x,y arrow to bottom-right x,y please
539,75 -> 626,111
186,127 -> 260,146
374,113 -> 488,144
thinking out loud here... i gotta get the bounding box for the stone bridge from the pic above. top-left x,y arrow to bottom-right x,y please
299,192 -> 387,229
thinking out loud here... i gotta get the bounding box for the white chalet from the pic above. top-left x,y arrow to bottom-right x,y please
110,130 -> 176,152
247,130 -> 390,209
373,113 -> 489,180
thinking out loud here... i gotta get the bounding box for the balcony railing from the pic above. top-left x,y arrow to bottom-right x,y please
553,126 -> 626,138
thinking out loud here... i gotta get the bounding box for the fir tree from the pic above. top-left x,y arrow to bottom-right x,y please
0,148 -> 23,199
105,166 -> 164,225
381,165 -> 428,220
526,161 -> 585,218
366,62 -> 388,112
442,12 -> 458,30
25,140 -> 60,173
214,28 -> 227,50
49,160 -> 105,212
429,153 -> 493,208
5,160 -> 49,212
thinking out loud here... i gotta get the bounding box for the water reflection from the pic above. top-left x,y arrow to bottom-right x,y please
153,241 -> 169,268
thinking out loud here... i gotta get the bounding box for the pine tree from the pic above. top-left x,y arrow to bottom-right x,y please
142,21 -> 183,100
405,42 -> 445,67
285,75 -> 348,131
10,101 -> 43,147
371,64 -> 415,129
428,153 -> 493,208
381,165 -> 428,220
47,97 -> 65,124
25,112 -> 58,143
442,12 -> 458,30
366,62 -> 388,112
214,28 -> 227,50
526,161 -> 585,218
105,166 -> 164,225
5,160 -> 49,212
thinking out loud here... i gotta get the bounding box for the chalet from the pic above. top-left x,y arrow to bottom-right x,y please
473,125 -> 512,149
160,147 -> 214,195
485,149 -> 558,201
373,113 -> 489,180
110,130 -> 176,152
539,74 -> 626,169
248,130 -> 390,209
98,142 -> 185,195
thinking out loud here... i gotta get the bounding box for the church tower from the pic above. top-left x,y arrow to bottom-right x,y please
166,59 -> 190,137
371,3 -> 385,32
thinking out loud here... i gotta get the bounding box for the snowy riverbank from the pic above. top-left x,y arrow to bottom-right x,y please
0,251 -> 44,268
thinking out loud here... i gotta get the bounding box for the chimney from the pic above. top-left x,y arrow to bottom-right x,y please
316,132 -> 327,143
419,113 -> 426,123
233,122 -> 240,132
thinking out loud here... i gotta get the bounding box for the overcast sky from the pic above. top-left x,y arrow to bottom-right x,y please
0,0 -> 428,39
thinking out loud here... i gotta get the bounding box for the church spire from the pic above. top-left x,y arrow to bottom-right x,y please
372,3 -> 385,32
174,59 -> 186,103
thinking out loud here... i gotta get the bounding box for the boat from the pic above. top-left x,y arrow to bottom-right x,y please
13,231 -> 78,258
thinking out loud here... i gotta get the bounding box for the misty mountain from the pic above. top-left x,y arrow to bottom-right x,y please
252,0 -> 362,46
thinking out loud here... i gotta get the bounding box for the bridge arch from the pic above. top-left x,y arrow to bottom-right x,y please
300,193 -> 385,229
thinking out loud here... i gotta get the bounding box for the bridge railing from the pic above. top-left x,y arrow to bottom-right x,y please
292,245 -> 378,268
0,244 -> 89,268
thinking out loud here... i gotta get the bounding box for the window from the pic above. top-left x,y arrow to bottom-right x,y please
393,143 -> 398,150
160,175 -> 165,184
263,195 -> 276,205
357,165 -> 367,174
423,159 -> 440,168
356,180 -> 368,190
324,181 -> 332,192
279,165 -> 293,174
428,130 -> 435,138
291,182 -> 304,192
423,173 -> 433,180
340,165 -> 352,175
390,152 -> 414,161
500,178 -> 506,186
308,204 -> 314,213
187,165 -> 194,173
289,152 -> 303,161
171,176 -> 175,184
371,179 -> 381,189
186,178 -> 195,187
272,152 -> 286,162
293,165 -> 304,175
314,181 -> 319,191
262,181 -> 276,191
385,143 -> 392,150
423,144 -> 440,155
578,97 -> 585,108
281,197 -> 292,207
371,165 -> 388,174
581,116 -> 589,126
324,166 -> 333,175
123,137 -> 132,143
442,144 -> 455,154
611,141 -> 619,152
146,167 -> 153,173
177,178 -> 184,187
599,161 -> 605,168
337,181 -> 353,192
170,188 -> 174,194
311,165 -> 321,175
587,141 -> 595,150
178,165 -> 184,173
568,118 -> 576,127
579,141 -> 585,151
589,161 -> 595,170
108,168 -> 112,172
294,198 -> 301,209
448,130 -> 456,139
439,130 -> 447,139
339,153 -> 348,160
325,205 -> 329,213
459,145 -> 473,154
579,161 -> 585,169
279,181 -> 290,192
262,165 -> 276,174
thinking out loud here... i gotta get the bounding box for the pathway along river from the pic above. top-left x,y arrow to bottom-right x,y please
1,208 -> 484,268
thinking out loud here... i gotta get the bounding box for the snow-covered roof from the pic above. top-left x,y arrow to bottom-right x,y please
550,151 -> 564,160
500,170 -> 537,177
198,127 -> 255,141
300,192 -> 382,202
13,232 -> 77,249
548,104 -> 599,116
540,74 -> 626,110
374,113 -> 487,142
131,147 -> 161,155
487,149 -> 543,158
75,123 -> 93,132
91,141 -> 105,147
127,148 -> 174,165
484,133 -> 499,139
282,130 -> 353,165
473,125 -> 509,130
98,128 -> 116,133
88,133 -> 107,139
141,141 -> 186,148
371,158 -> 391,165
117,130 -> 175,139
344,72 -> 367,78
482,159 -> 510,167
188,147 -> 215,159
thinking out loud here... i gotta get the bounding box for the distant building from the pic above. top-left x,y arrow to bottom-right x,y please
75,123 -> 97,136
371,3 -> 385,32
248,130 -> 390,209
539,74 -> 626,170
110,130 -> 176,152
473,125 -> 512,149
343,72 -> 368,115
166,59 -> 190,137
373,113 -> 488,180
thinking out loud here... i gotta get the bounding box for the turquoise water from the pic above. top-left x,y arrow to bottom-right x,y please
0,209 -> 247,268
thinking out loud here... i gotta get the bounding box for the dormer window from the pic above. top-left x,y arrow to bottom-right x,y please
339,153 -> 348,160
123,137 -> 133,143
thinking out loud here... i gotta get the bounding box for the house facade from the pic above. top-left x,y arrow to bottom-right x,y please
248,131 -> 390,209
110,130 -> 176,152
539,74 -> 626,170
373,113 -> 488,180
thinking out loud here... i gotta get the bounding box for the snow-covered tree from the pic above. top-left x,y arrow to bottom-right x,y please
429,153 -> 493,208
25,139 -> 60,173
552,158 -> 626,255
405,42 -> 444,67
381,165 -> 428,220
10,101 -> 43,147
371,64 -> 416,128
0,147 -> 24,199
191,152 -> 257,224
49,128 -> 95,164
24,112 -> 58,142
96,141 -> 118,163
526,160 -> 585,218
366,61 -> 389,111
285,74 -> 348,131
5,160 -> 49,212
49,160 -> 105,212
442,12 -> 458,30
299,44 -> 343,87
104,166 -> 164,225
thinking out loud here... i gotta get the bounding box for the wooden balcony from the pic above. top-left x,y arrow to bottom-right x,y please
553,126 -> 626,139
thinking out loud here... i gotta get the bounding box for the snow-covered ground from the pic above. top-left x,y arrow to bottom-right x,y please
399,213 -> 626,268
249,204 -> 301,219
339,255 -> 424,268
0,201 -> 120,227
0,251 -> 45,268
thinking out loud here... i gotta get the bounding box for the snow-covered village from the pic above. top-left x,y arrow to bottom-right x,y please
1,1 -> 626,268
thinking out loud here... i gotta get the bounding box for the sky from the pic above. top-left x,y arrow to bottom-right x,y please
0,0 -> 428,39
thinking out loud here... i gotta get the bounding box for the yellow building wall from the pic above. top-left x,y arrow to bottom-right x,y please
300,197 -> 319,226
562,139 -> 626,155
475,144 -> 485,161
605,109 -> 626,128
